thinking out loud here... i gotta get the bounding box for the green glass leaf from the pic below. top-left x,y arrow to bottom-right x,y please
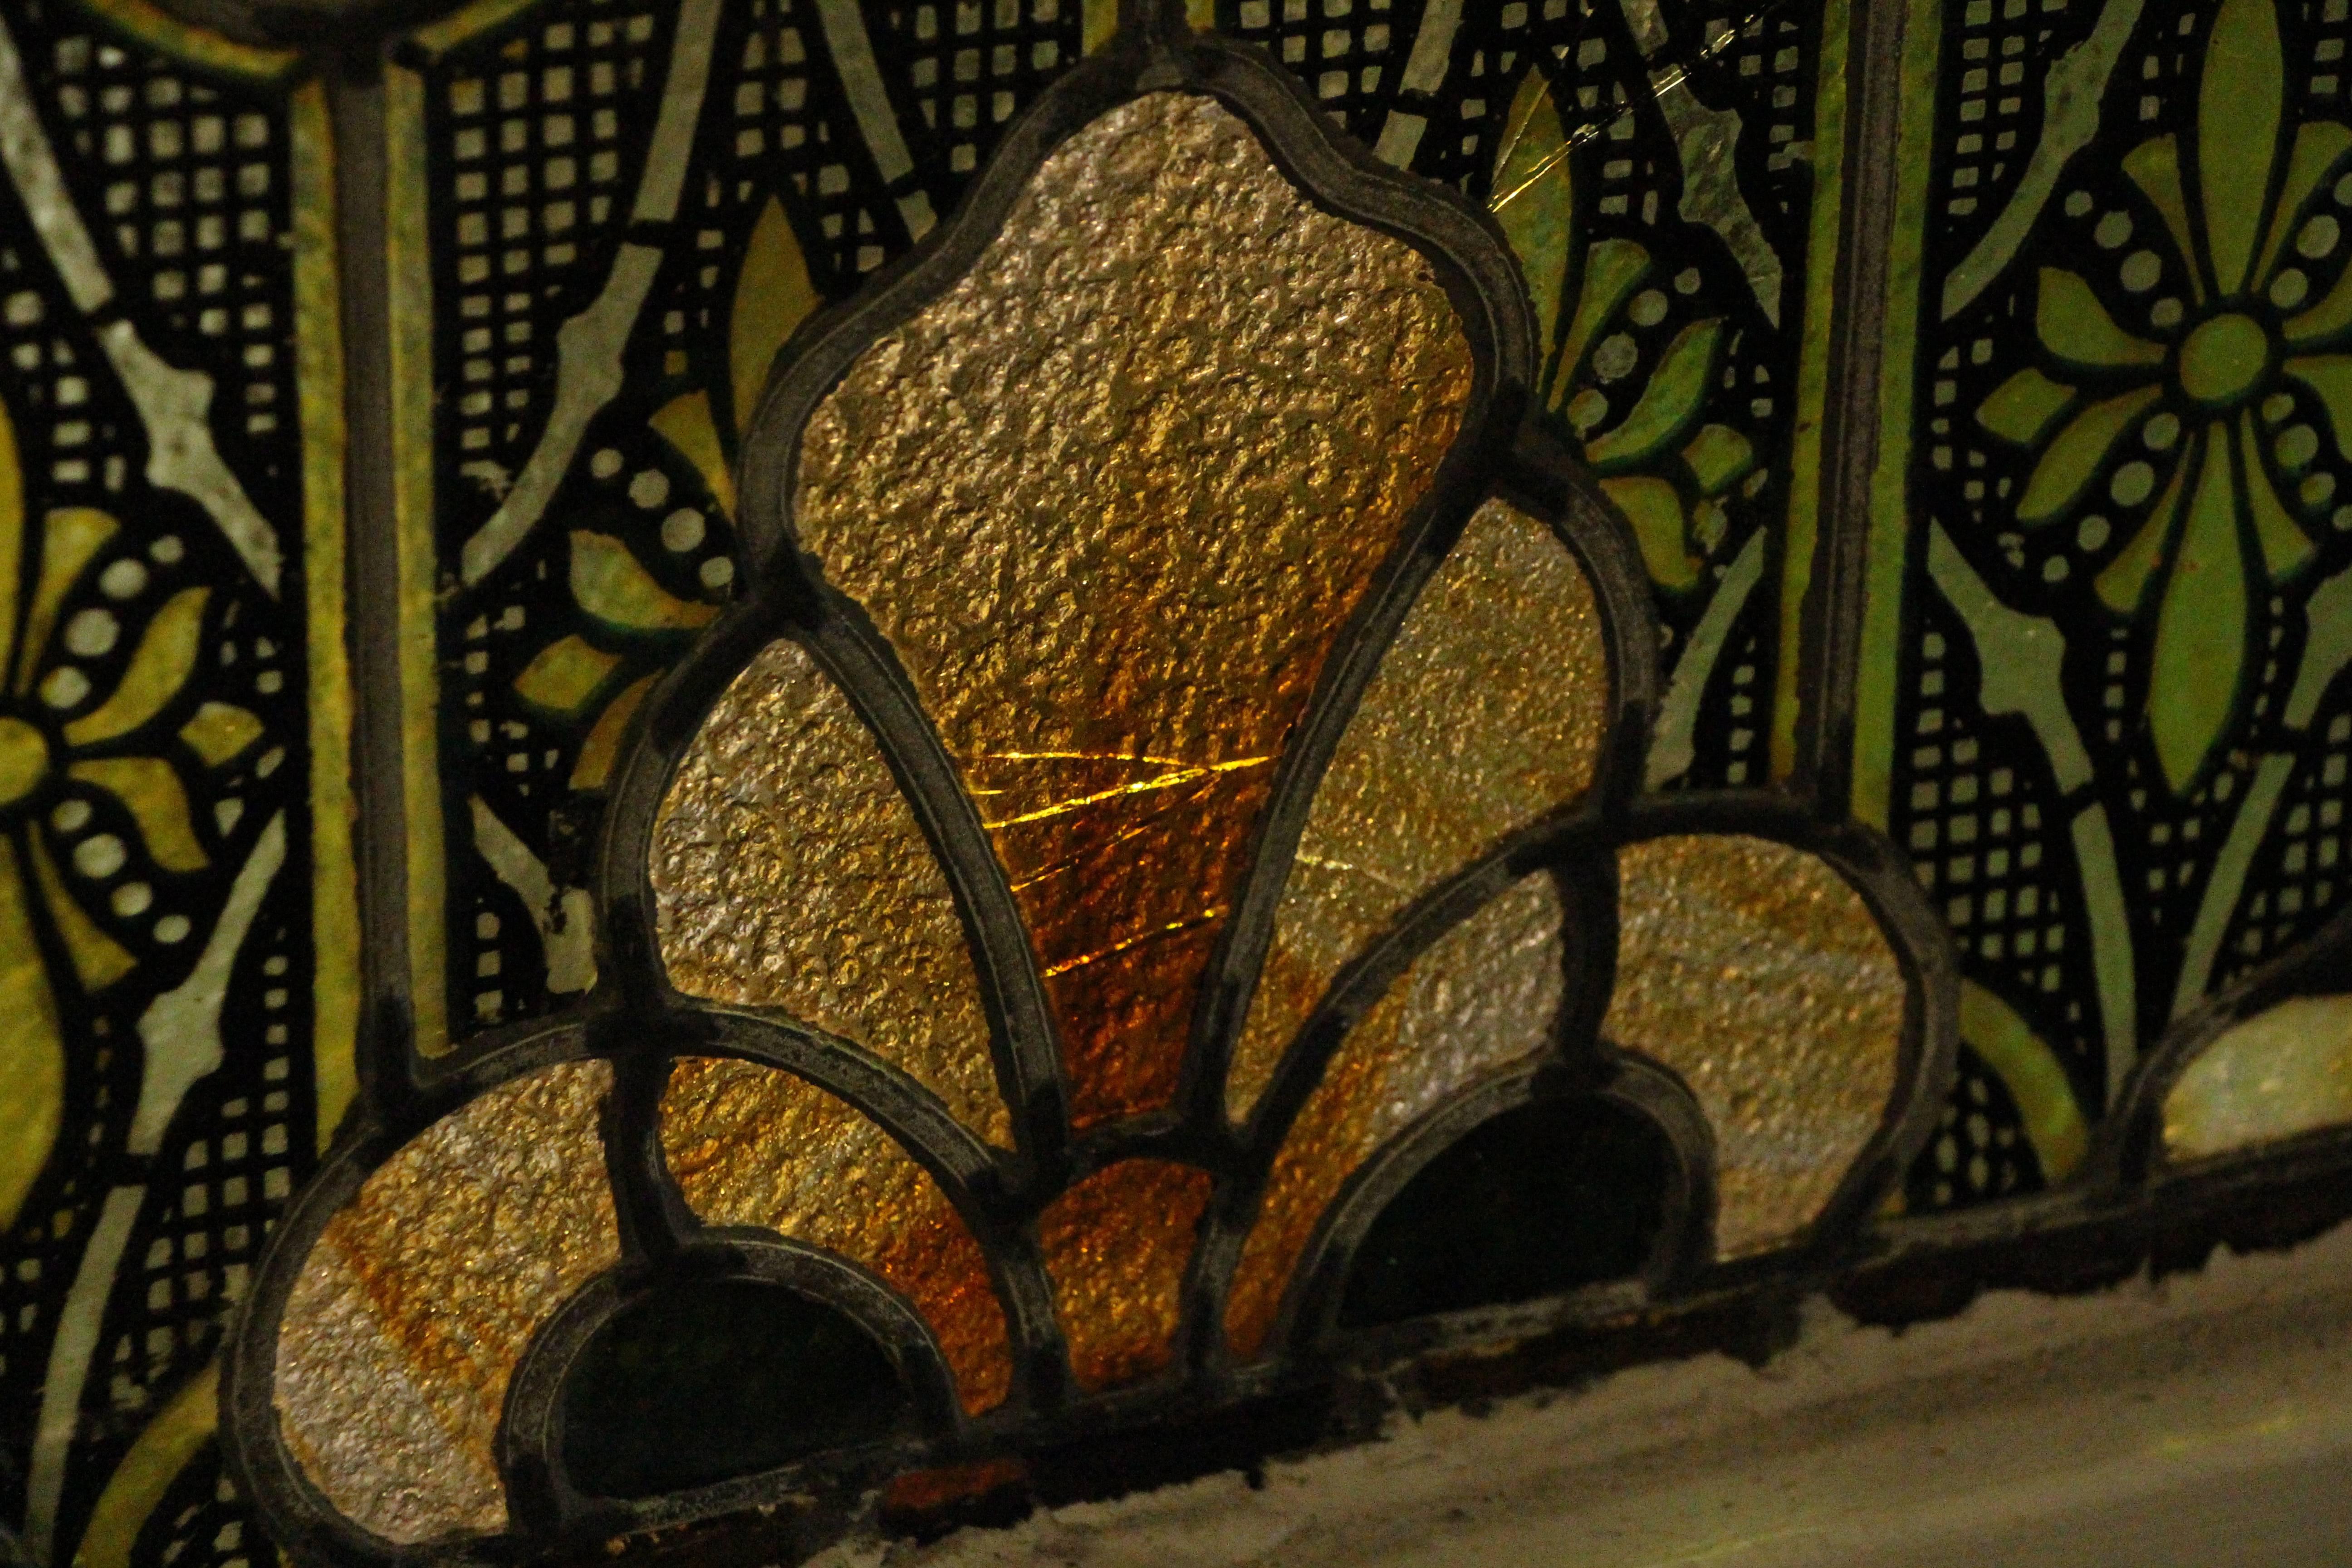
2123,136 -> 2205,304
1976,367 -> 2077,446
1492,69 -> 1573,390
571,530 -> 721,632
1585,319 -> 1724,471
2198,0 -> 2284,296
1960,982 -> 2088,1185
1551,238 -> 1650,409
2036,268 -> 2164,370
2096,460 -> 2184,615
2150,426 -> 2250,795
2019,384 -> 2162,523
2239,412 -> 2315,580
2255,121 -> 2352,289
1599,475 -> 1700,592
2285,260 -> 2352,345
2285,353 -> 2352,456
1682,423 -> 1755,495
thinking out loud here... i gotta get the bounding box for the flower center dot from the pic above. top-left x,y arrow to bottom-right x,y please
0,717 -> 49,809
2179,313 -> 2269,406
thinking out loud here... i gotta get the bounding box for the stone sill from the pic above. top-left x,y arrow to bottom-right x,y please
812,1221 -> 2352,1568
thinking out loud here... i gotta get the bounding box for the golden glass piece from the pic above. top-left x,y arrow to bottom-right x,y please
659,1056 -> 1012,1412
650,391 -> 735,519
652,639 -> 1008,1143
0,717 -> 44,808
793,93 -> 1475,1128
1036,1158 -> 1214,1392
730,196 -> 818,439
1224,874 -> 1566,1361
1227,501 -> 1607,1121
274,1060 -> 619,1544
177,700 -> 265,767
63,586 -> 206,747
27,833 -> 132,990
1607,835 -> 1906,1258
512,633 -> 621,715
14,507 -> 115,695
0,840 -> 63,1229
66,758 -> 206,872
569,672 -> 656,791
2164,994 -> 2352,1159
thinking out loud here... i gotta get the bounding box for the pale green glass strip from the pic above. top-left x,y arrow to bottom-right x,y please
1852,0 -> 1946,822
1772,0 -> 1854,783
2071,802 -> 2138,1107
1960,980 -> 2090,1184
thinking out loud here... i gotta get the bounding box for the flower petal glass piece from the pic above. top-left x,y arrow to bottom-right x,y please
1227,500 -> 1611,1123
790,92 -> 1477,1128
652,639 -> 1009,1145
272,1062 -> 619,1543
1607,835 -> 1908,1258
1226,873 -> 1570,1362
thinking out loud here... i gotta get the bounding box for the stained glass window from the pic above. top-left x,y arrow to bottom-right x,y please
0,0 -> 2346,1563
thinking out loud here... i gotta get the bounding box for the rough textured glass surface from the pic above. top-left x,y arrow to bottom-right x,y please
1221,0 -> 1846,795
1227,500 -> 1607,1122
651,639 -> 1008,1144
1035,1158 -> 1214,1392
1867,0 -> 2352,1212
25,1 -> 2352,1565
1225,874 -> 1568,1362
1608,835 -> 1906,1257
794,92 -> 1476,1127
274,1062 -> 618,1543
658,1056 -> 1013,1413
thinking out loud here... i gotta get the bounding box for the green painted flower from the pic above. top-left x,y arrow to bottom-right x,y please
1491,70 -> 1756,594
1978,0 -> 2352,794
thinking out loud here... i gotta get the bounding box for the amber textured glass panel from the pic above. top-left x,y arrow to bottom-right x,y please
1035,1158 -> 1214,1392
1227,500 -> 1607,1121
651,640 -> 1007,1144
1607,837 -> 1906,1257
1225,875 -> 1566,1361
794,93 -> 1475,1128
273,1062 -> 619,1543
2165,995 -> 2352,1160
659,1057 -> 1011,1412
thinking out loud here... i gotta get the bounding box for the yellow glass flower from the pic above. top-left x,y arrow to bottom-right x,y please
1978,0 -> 2352,793
0,402 -> 250,1229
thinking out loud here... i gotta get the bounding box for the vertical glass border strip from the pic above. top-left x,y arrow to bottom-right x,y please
385,61 -> 448,1061
291,80 -> 360,1147
1853,0 -> 1945,831
1774,0 -> 1855,784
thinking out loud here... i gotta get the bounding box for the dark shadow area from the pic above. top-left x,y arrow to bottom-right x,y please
560,1277 -> 909,1499
1338,1096 -> 1672,1328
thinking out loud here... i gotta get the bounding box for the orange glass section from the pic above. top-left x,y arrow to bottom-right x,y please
793,94 -> 1475,1128
1224,877 -> 1566,1361
658,1056 -> 1013,1411
1035,1158 -> 1215,1392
